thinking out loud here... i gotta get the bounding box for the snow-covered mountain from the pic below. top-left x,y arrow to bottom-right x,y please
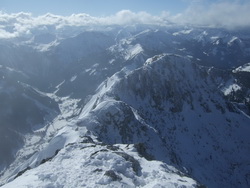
0,25 -> 250,187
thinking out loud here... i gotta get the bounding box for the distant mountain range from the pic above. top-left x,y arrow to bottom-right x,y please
0,25 -> 250,187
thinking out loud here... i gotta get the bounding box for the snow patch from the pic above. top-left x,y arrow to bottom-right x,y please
228,36 -> 238,46
109,59 -> 115,64
55,80 -> 65,91
173,29 -> 193,36
233,62 -> 250,73
70,75 -> 77,82
211,36 -> 219,41
145,53 -> 166,66
179,48 -> 186,51
125,44 -> 143,60
34,40 -> 59,52
203,51 -> 209,56
222,83 -> 241,95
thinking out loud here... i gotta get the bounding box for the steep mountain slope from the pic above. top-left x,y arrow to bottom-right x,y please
0,65 -> 59,172
230,63 -> 250,114
77,54 -> 250,187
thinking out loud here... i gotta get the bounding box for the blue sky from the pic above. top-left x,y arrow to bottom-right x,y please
0,0 -> 212,16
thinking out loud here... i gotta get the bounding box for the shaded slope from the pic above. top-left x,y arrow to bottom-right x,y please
78,54 -> 250,187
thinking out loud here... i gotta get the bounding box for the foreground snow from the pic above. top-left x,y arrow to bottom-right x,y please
2,127 -> 198,188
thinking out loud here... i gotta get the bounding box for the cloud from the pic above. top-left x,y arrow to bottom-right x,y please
172,1 -> 250,28
0,10 -> 167,39
0,28 -> 18,38
0,1 -> 250,39
102,10 -> 164,25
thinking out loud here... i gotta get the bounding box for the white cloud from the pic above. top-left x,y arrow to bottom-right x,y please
172,1 -> 250,28
102,10 -> 164,25
0,28 -> 18,38
0,10 -> 167,39
0,1 -> 250,39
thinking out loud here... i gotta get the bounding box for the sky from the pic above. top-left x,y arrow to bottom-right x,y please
0,0 -> 250,39
0,0 -> 223,16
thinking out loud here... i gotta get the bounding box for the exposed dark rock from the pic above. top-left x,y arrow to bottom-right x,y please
40,149 -> 60,165
106,145 -> 120,151
90,149 -> 108,158
80,136 -> 95,144
104,170 -> 122,181
14,167 -> 31,180
134,143 -> 154,161
93,168 -> 103,173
